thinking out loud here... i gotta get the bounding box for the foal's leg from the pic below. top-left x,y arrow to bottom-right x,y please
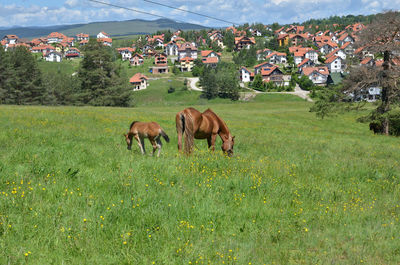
134,134 -> 144,154
149,137 -> 157,156
136,135 -> 145,155
156,137 -> 162,157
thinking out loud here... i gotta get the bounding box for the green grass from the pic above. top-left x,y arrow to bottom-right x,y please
37,58 -> 81,76
1,96 -> 400,264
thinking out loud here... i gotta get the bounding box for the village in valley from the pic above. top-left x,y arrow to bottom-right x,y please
1,20 -> 383,101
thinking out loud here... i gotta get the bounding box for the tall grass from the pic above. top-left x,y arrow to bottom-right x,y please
0,97 -> 399,264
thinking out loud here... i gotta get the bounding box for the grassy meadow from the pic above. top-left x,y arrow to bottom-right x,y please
1,93 -> 400,264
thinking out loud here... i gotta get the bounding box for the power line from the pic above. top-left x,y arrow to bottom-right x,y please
88,0 -> 178,21
88,0 -> 235,26
143,0 -> 236,25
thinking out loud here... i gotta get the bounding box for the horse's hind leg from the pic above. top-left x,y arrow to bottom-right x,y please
149,137 -> 157,156
176,113 -> 183,152
156,137 -> 162,157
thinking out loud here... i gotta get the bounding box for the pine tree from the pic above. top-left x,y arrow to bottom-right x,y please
78,39 -> 131,106
223,30 -> 235,51
8,46 -> 43,105
0,46 -> 11,103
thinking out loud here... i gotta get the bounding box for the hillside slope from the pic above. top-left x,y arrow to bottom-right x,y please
0,18 -> 208,39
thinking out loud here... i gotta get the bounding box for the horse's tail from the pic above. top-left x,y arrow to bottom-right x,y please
160,129 -> 170,143
182,111 -> 194,154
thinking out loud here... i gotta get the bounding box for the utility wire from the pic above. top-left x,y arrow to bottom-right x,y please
143,0 -> 236,25
88,0 -> 235,26
88,0 -> 179,21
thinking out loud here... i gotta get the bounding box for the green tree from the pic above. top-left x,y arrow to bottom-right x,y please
223,30 -> 235,51
252,74 -> 265,91
7,46 -> 44,105
200,62 -> 239,100
298,75 -> 314,91
201,67 -> 218,99
78,39 -> 131,106
0,46 -> 11,103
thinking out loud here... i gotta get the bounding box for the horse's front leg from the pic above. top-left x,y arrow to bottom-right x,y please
136,135 -> 145,155
210,133 -> 217,151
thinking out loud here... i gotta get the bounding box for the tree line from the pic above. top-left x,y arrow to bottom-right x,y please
0,39 -> 132,106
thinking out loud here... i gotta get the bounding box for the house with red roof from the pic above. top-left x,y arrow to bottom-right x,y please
2,34 -> 19,45
239,66 -> 254,83
226,26 -> 237,35
76,33 -> 89,42
274,26 -> 286,36
288,34 -> 309,46
79,39 -> 89,46
341,42 -> 354,55
254,61 -> 275,75
326,48 -> 347,60
277,34 -> 289,46
257,48 -> 272,61
31,44 -> 55,55
260,65 -> 287,85
165,42 -> 179,56
44,51 -> 63,62
337,33 -> 355,46
266,52 -> 287,64
97,38 -> 112,47
152,53 -> 168,74
97,31 -> 110,39
297,58 -> 314,72
316,41 -> 338,55
178,42 -> 198,61
130,53 -> 144,66
65,47 -> 81,59
148,34 -> 164,48
179,57 -> 194,72
142,45 -> 156,57
360,57 -> 375,67
129,73 -> 148,90
325,55 -> 344,73
234,36 -> 255,51
47,32 -> 67,43
117,47 -> 136,60
301,66 -> 329,85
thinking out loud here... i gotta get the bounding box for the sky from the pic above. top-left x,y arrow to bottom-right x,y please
0,0 -> 399,28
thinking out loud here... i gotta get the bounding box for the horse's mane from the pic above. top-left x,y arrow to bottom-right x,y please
129,121 -> 139,129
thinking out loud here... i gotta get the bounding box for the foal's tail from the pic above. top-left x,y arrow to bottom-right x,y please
181,111 -> 194,154
160,129 -> 170,143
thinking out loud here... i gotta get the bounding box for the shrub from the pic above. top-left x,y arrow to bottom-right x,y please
167,86 -> 175,93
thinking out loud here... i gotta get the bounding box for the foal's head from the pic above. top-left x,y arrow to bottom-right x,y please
124,133 -> 133,150
221,135 -> 235,157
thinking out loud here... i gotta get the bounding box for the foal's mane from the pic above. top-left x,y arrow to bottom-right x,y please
129,121 -> 139,129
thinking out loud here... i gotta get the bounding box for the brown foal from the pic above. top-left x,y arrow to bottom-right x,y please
124,121 -> 169,157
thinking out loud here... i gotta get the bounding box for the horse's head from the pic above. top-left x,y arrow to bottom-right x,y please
124,133 -> 133,150
221,135 -> 235,157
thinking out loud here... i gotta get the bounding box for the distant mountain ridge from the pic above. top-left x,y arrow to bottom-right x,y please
0,18 -> 208,39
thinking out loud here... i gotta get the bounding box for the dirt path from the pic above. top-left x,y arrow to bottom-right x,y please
241,83 -> 313,102
187,77 -> 202,91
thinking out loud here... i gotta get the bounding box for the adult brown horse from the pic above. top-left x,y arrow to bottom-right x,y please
124,121 -> 169,157
175,107 -> 235,156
